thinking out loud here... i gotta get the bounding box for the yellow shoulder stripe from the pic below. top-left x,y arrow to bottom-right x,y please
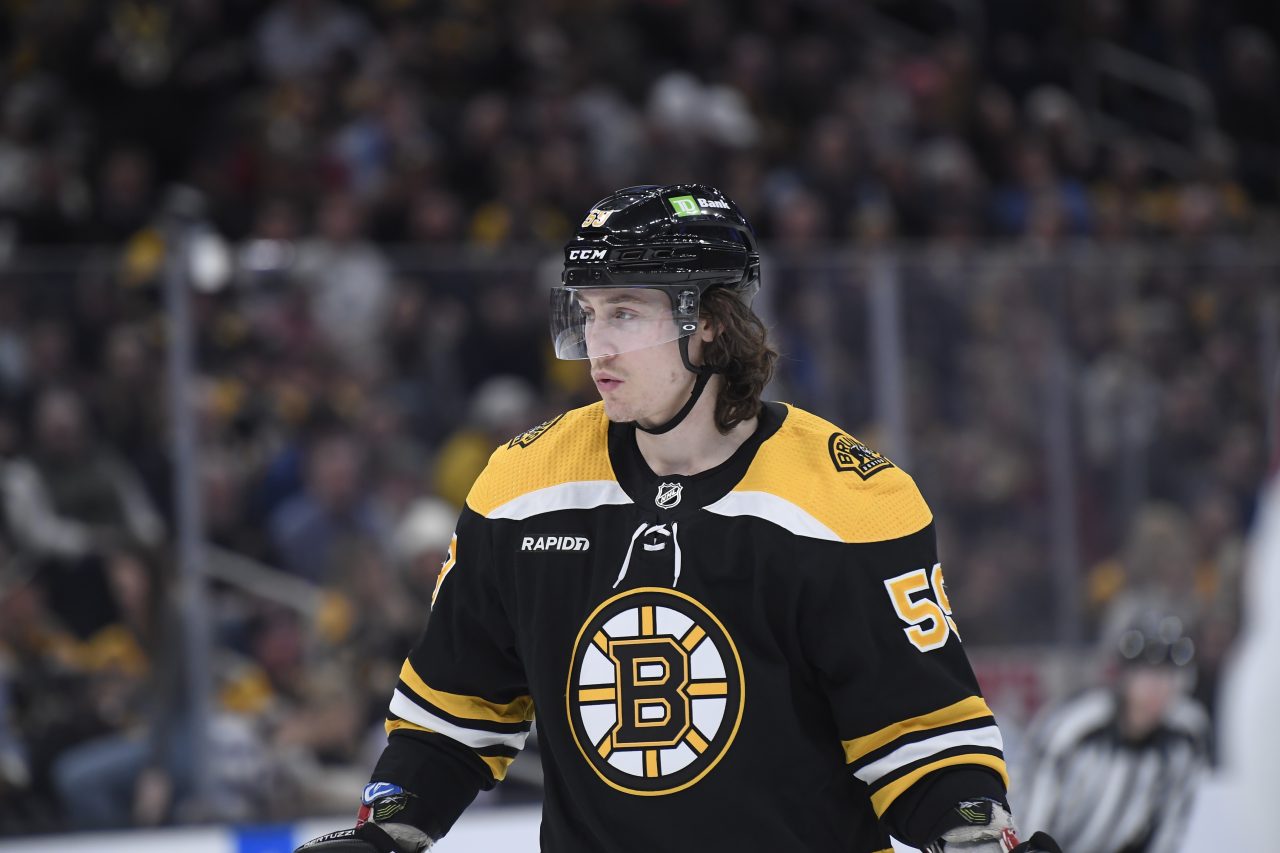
385,718 -> 516,781
733,406 -> 932,543
400,660 -> 534,724
870,753 -> 1010,817
466,403 -> 616,518
842,695 -> 993,766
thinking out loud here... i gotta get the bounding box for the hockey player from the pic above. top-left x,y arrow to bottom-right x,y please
295,185 -> 1060,853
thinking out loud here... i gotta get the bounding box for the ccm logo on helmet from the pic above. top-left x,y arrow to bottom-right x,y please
522,535 -> 591,551
568,248 -> 608,261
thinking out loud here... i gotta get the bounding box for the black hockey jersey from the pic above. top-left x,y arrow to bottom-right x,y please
376,402 -> 1009,852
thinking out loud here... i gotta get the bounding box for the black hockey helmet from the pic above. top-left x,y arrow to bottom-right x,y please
552,184 -> 760,362
1116,613 -> 1196,668
553,184 -> 760,435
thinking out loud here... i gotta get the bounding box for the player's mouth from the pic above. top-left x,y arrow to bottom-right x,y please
593,373 -> 623,392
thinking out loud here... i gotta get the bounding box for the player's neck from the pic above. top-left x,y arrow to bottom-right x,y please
635,379 -> 757,476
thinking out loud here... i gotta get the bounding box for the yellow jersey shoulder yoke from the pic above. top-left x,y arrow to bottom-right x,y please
727,405 -> 932,543
465,401 -> 932,543
467,403 -> 615,518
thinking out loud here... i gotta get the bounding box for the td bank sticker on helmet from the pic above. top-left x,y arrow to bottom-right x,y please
668,195 -> 702,216
566,587 -> 745,795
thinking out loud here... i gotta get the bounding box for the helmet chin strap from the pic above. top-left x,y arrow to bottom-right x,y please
635,335 -> 716,436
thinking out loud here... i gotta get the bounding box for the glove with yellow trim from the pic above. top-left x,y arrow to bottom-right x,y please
293,784 -> 434,853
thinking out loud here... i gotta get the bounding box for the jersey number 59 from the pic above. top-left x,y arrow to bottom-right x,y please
883,564 -> 959,652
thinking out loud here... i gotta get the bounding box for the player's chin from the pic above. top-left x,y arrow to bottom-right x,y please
600,399 -> 635,424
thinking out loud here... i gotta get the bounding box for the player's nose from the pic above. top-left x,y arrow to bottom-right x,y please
584,323 -> 614,360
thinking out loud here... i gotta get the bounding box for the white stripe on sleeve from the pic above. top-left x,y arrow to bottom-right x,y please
852,725 -> 1004,785
390,690 -> 531,751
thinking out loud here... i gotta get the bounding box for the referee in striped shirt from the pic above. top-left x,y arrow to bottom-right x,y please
1016,613 -> 1209,853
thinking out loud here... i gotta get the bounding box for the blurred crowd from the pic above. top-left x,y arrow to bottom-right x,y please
2,0 -> 1279,250
0,0 -> 1274,836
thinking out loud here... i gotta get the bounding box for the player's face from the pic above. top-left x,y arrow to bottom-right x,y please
1119,665 -> 1181,737
579,288 -> 711,427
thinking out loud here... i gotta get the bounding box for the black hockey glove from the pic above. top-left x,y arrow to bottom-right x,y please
293,784 -> 434,853
924,799 -> 1063,853
294,823 -> 424,853
1010,832 -> 1063,853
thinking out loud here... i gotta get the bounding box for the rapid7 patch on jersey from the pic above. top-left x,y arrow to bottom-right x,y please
884,564 -> 959,652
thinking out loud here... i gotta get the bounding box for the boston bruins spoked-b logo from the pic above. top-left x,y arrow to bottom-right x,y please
566,587 -> 744,796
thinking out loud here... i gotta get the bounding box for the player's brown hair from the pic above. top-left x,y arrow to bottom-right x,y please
700,287 -> 778,434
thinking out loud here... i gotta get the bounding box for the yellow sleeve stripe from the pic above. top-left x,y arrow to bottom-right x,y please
386,717 -> 430,737
475,753 -> 517,781
385,718 -> 517,781
399,660 -> 534,724
869,753 -> 1010,817
842,695 -> 993,765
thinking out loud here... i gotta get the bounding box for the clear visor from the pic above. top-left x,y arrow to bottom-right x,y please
550,285 -> 700,360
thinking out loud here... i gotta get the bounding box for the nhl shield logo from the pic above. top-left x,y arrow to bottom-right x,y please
655,482 -> 683,509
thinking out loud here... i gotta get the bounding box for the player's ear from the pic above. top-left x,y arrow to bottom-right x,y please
698,315 -> 717,344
